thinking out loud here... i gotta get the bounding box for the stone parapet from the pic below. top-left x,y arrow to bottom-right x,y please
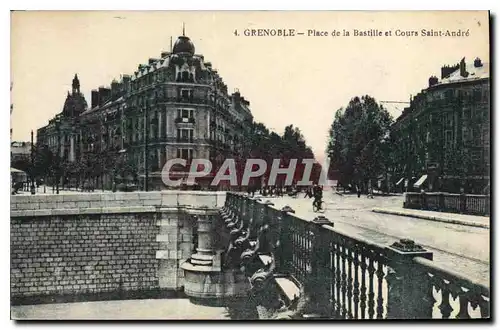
10,191 -> 226,304
11,191 -> 226,213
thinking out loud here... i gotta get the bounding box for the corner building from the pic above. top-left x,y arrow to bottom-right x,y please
391,57 -> 490,194
37,34 -> 253,190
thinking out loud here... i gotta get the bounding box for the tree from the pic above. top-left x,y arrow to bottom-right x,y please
327,95 -> 393,192
240,121 -> 316,187
33,145 -> 54,185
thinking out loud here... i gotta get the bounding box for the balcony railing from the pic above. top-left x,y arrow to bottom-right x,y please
175,117 -> 195,124
176,138 -> 194,143
220,193 -> 490,319
404,192 -> 490,216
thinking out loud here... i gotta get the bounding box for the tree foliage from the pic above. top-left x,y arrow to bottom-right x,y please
327,95 -> 393,191
241,122 -> 317,185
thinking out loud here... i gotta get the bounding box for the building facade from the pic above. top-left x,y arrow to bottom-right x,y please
391,57 -> 490,194
37,34 -> 253,190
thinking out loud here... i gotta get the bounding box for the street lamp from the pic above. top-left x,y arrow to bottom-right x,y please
30,130 -> 36,195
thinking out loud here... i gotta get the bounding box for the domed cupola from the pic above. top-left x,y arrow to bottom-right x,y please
172,36 -> 195,55
172,25 -> 195,55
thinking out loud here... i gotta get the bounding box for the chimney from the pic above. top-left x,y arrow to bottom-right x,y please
98,87 -> 111,106
111,80 -> 120,99
474,57 -> 483,68
441,63 -> 460,79
459,57 -> 468,78
122,74 -> 131,92
122,74 -> 131,81
91,90 -> 99,108
231,90 -> 241,108
428,76 -> 438,87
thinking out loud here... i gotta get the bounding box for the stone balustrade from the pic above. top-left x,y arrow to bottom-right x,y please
222,193 -> 490,320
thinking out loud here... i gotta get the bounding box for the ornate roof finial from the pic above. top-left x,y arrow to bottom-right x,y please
170,36 -> 173,51
182,22 -> 185,36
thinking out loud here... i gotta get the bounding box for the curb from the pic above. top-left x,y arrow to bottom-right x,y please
372,208 -> 490,229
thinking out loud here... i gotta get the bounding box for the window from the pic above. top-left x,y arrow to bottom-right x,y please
176,148 -> 193,160
473,129 -> 481,146
483,127 -> 490,146
445,112 -> 453,127
177,108 -> 194,119
445,89 -> 453,100
180,89 -> 193,101
177,128 -> 194,142
445,130 -> 453,148
473,90 -> 482,102
471,150 -> 481,162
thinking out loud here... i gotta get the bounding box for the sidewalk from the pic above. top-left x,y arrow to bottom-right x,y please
13,185 -> 113,195
11,298 -> 230,320
372,207 -> 489,229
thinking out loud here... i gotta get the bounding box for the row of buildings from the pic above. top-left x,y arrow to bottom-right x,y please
37,33 -> 254,190
391,57 -> 490,194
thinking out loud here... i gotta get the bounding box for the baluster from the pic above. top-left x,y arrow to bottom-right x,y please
376,259 -> 385,319
359,251 -> 367,319
298,224 -> 306,279
438,281 -> 453,319
352,246 -> 360,319
297,223 -> 301,280
303,224 -> 307,280
330,241 -> 337,315
367,256 -> 376,319
423,272 -> 437,318
335,241 -> 342,318
455,289 -> 471,319
292,224 -> 297,277
346,245 -> 354,319
341,243 -> 347,318
479,296 -> 490,318
300,224 -> 304,281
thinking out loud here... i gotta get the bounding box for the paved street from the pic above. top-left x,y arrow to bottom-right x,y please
267,192 -> 490,287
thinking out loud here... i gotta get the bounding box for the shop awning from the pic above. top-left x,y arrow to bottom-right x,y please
413,174 -> 428,188
396,178 -> 404,186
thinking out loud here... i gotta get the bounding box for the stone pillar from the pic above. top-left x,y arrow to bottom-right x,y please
69,135 -> 75,162
60,134 -> 64,158
158,111 -> 162,139
181,208 -> 251,301
385,239 -> 434,319
308,215 -> 334,317
157,148 -> 161,171
190,212 -> 216,266
165,110 -> 170,136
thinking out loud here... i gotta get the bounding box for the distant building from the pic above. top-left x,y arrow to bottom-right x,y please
37,33 -> 253,190
37,74 -> 87,164
11,141 -> 32,163
392,57 -> 490,194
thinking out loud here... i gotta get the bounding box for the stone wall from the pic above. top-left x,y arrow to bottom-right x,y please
10,191 -> 225,304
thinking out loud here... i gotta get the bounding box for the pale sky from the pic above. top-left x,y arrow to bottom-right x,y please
11,11 -> 489,161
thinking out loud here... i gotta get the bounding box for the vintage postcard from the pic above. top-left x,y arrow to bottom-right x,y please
10,11 -> 490,320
